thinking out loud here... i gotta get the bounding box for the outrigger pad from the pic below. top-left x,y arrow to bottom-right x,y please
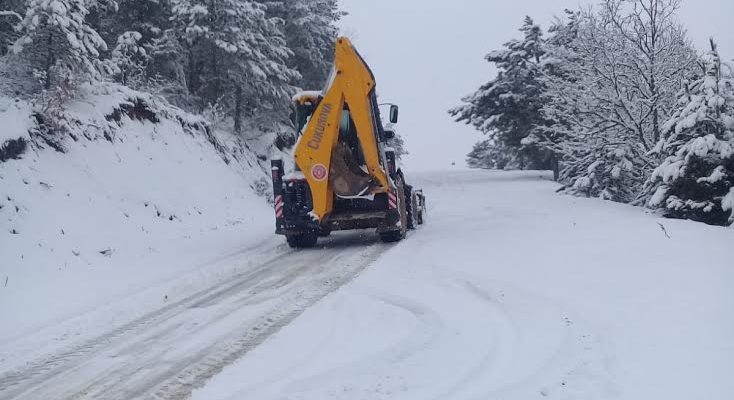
329,141 -> 375,196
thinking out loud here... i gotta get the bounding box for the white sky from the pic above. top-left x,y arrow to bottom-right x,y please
338,0 -> 734,171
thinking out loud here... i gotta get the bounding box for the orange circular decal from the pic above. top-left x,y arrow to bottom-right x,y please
311,164 -> 328,181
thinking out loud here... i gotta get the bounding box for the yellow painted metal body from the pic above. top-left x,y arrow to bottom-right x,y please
294,37 -> 390,222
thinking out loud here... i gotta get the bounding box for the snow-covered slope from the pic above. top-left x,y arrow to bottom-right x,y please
0,85 -> 276,344
194,170 -> 734,400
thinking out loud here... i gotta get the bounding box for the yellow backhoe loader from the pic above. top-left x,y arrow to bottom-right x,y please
271,37 -> 425,248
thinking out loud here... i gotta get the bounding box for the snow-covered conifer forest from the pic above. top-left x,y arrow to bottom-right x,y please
0,0 -> 732,399
453,0 -> 734,226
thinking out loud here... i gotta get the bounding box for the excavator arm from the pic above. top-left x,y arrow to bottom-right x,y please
294,37 -> 391,222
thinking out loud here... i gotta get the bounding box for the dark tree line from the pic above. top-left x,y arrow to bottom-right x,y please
0,0 -> 342,133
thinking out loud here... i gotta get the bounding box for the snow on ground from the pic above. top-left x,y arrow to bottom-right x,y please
195,170 -> 734,400
0,86 -> 277,368
0,97 -> 32,143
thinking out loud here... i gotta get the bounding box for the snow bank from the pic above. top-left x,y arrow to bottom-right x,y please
0,84 -> 275,346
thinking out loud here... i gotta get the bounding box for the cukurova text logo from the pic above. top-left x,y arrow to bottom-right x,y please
307,103 -> 332,150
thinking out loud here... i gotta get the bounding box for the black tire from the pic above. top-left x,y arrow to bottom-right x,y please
318,228 -> 332,237
380,230 -> 403,243
414,191 -> 425,225
405,184 -> 415,230
380,176 -> 408,243
416,210 -> 424,225
286,232 -> 318,248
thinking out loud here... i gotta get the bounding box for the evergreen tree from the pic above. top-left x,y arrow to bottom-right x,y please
646,40 -> 734,226
13,0 -> 111,90
91,0 -> 173,82
450,17 -> 550,170
465,139 -> 517,170
1,0 -> 25,56
265,0 -> 342,90
110,31 -> 149,86
169,0 -> 299,132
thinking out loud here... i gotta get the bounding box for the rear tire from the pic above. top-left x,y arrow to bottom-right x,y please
380,175 -> 408,243
379,230 -> 403,243
286,232 -> 318,248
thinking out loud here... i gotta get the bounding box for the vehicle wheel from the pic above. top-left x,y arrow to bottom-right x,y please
414,191 -> 425,225
318,228 -> 332,237
286,232 -> 318,248
405,184 -> 416,230
380,176 -> 408,243
380,230 -> 403,243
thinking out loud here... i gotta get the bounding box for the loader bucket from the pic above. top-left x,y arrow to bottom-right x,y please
329,141 -> 375,196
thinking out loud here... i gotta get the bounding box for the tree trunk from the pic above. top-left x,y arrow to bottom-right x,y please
45,32 -> 54,90
234,85 -> 243,134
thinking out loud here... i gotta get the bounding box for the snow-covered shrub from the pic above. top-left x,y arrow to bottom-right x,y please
111,31 -> 149,87
466,139 -> 521,170
565,144 -> 646,202
0,138 -> 28,162
646,41 -> 734,226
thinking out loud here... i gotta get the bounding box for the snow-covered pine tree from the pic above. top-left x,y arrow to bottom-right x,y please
13,0 -> 111,90
465,139 -> 518,170
1,0 -> 25,56
264,0 -> 341,90
109,31 -> 149,86
646,40 -> 734,226
92,0 -> 172,80
524,9 -> 581,179
450,16 -> 550,171
170,0 -> 299,132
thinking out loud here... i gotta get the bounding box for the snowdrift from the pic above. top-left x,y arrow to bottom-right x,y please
0,84 -> 277,343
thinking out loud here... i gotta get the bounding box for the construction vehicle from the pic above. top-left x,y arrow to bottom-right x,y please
271,37 -> 425,248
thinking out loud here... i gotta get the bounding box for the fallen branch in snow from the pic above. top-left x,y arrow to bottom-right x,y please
0,10 -> 22,21
99,248 -> 114,257
657,222 -> 671,239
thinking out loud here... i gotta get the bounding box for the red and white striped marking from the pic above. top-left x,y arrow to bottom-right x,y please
274,195 -> 284,218
388,191 -> 398,210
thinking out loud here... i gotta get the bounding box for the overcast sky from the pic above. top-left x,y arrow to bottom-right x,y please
338,0 -> 734,171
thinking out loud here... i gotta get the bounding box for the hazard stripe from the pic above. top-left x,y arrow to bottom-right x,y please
388,191 -> 398,209
274,195 -> 284,218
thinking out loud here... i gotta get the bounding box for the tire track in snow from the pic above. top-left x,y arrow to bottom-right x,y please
428,280 -> 518,400
0,249 -> 289,398
451,278 -> 617,400
264,285 -> 446,398
0,232 -> 388,400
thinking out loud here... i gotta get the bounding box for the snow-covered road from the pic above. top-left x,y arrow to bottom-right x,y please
1,170 -> 732,400
0,234 -> 390,400
195,170 -> 734,400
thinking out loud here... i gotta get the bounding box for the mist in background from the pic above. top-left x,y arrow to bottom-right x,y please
338,0 -> 734,170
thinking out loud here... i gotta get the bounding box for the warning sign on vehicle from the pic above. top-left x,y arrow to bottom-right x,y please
311,164 -> 328,182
